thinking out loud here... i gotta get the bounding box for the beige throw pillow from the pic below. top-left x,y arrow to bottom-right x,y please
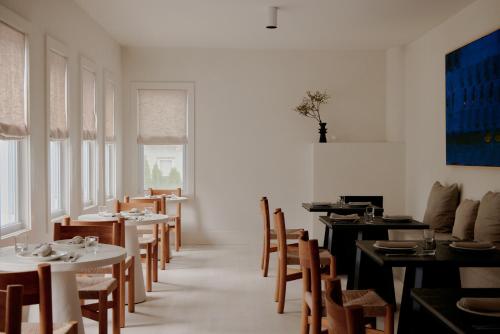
474,192 -> 500,242
452,199 -> 479,240
423,181 -> 460,233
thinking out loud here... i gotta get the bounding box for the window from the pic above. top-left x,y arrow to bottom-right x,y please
46,36 -> 68,218
81,57 -> 97,208
133,82 -> 194,194
104,73 -> 116,199
0,10 -> 30,236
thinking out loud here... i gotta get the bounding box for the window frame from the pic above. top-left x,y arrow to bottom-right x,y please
0,4 -> 31,238
80,56 -> 98,210
132,82 -> 195,196
104,70 -> 116,200
46,35 -> 69,222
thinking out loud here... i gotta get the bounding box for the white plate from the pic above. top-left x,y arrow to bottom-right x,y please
52,239 -> 85,249
330,216 -> 359,221
348,201 -> 371,206
449,243 -> 496,251
17,250 -> 68,262
456,301 -> 500,317
121,211 -> 144,217
373,243 -> 418,251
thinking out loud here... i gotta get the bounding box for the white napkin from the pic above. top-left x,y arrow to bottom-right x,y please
69,236 -> 84,244
330,213 -> 359,220
32,244 -> 53,257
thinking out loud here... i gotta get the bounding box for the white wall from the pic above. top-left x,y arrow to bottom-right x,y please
122,47 -> 387,244
404,0 -> 500,219
385,47 -> 405,142
0,0 -> 122,244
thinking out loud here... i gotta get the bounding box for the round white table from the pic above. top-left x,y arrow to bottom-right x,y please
0,244 -> 126,334
131,195 -> 188,203
78,213 -> 169,303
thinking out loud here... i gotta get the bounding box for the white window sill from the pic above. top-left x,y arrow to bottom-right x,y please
1,227 -> 30,240
50,213 -> 67,223
82,204 -> 97,213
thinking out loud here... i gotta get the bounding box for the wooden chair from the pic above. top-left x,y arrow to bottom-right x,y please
0,264 -> 78,334
115,199 -> 159,292
54,223 -> 121,334
325,279 -> 394,334
260,197 -> 303,277
147,188 -> 183,254
62,217 -> 135,327
274,209 -> 335,314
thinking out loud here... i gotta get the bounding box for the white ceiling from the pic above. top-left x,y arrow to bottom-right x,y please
74,0 -> 476,50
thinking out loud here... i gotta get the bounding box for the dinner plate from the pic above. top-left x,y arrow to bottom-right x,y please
373,243 -> 418,252
17,250 -> 68,262
121,211 -> 144,217
449,243 -> 496,251
347,202 -> 371,207
456,301 -> 500,317
52,239 -> 85,249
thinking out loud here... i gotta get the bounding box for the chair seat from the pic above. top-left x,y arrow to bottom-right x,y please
270,228 -> 303,240
139,236 -> 155,244
287,246 -> 332,266
77,276 -> 117,293
78,256 -> 133,274
19,322 -> 77,334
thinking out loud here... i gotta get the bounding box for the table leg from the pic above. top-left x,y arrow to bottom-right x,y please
124,225 -> 147,303
28,272 -> 85,334
323,225 -> 330,249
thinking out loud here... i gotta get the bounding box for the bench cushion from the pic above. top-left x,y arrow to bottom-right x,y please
474,191 -> 500,242
452,199 -> 479,240
423,181 -> 460,233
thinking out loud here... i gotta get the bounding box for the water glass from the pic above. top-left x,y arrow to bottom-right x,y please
14,233 -> 28,254
144,206 -> 154,215
85,236 -> 99,254
338,196 -> 345,208
423,229 -> 436,254
144,190 -> 151,198
98,206 -> 107,216
365,206 -> 375,222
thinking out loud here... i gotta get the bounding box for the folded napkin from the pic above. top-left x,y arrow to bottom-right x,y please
69,236 -> 84,244
375,241 -> 418,249
32,244 -> 53,257
383,215 -> 413,220
452,241 -> 494,249
459,297 -> 500,312
330,213 -> 359,220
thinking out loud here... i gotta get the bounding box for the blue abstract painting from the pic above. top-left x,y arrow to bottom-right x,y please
446,29 -> 500,167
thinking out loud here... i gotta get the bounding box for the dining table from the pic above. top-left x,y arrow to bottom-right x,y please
411,288 -> 500,334
0,243 -> 126,334
78,213 -> 170,303
355,240 -> 500,334
318,215 -> 428,281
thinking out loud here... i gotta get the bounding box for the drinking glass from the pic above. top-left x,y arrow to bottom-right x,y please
144,206 -> 154,216
98,206 -> 107,216
14,233 -> 28,254
339,196 -> 345,208
85,236 -> 99,254
144,190 -> 151,198
365,206 -> 375,223
422,229 -> 436,255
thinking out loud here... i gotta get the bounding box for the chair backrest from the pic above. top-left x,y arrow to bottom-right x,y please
0,264 -> 53,334
260,197 -> 271,236
54,222 -> 119,246
147,188 -> 181,216
273,208 -> 288,261
62,217 -> 126,247
325,278 -> 365,334
299,233 -> 324,333
115,198 -> 160,214
0,284 -> 23,334
342,196 -> 383,208
124,197 -> 163,214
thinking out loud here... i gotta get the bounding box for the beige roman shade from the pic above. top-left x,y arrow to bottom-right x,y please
105,80 -> 115,142
0,20 -> 28,139
137,89 -> 187,145
82,68 -> 96,140
48,50 -> 68,140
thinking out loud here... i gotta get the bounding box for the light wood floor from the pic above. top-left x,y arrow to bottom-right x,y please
85,245 -> 403,333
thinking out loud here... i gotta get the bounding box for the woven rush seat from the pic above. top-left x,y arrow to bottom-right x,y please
19,322 -> 77,334
76,276 -> 117,292
138,236 -> 155,244
342,290 -> 388,317
287,246 -> 332,266
270,228 -> 303,239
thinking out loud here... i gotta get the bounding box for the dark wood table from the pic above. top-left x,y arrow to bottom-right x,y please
411,288 -> 500,333
302,202 -> 384,216
318,216 -> 428,285
355,240 -> 500,334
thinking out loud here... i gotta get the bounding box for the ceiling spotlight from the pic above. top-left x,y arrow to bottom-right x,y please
266,7 -> 278,29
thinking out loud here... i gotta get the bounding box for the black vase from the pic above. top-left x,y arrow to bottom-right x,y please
318,122 -> 327,143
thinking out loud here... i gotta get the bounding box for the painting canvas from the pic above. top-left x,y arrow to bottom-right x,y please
446,29 -> 500,167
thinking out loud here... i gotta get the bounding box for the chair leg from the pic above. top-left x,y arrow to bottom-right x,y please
274,259 -> 280,302
112,287 -> 120,334
277,263 -> 287,314
310,302 -> 321,334
301,302 -> 310,334
385,304 -> 394,334
160,224 -> 167,270
166,226 -> 171,263
128,258 -> 135,313
119,263 -> 126,328
263,244 -> 270,277
175,218 -> 181,251
261,238 -> 265,270
153,243 -> 158,282
146,244 -> 152,292
98,291 -> 108,334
